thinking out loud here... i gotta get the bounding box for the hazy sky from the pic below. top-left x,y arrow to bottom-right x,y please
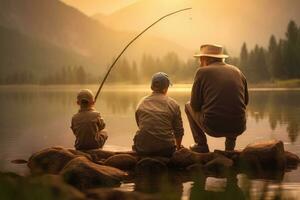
61,0 -> 138,15
60,0 -> 300,56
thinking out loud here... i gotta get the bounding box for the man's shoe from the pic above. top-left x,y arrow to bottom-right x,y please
189,143 -> 209,153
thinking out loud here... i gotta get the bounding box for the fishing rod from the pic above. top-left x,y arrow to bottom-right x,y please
94,7 -> 192,102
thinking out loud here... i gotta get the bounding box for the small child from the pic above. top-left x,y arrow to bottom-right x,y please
71,89 -> 107,150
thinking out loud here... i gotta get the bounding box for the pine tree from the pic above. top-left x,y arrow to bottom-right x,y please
131,61 -> 139,84
140,54 -> 158,81
283,20 -> 299,78
267,35 -> 277,79
257,47 -> 269,81
76,66 -> 87,84
240,42 -> 248,73
297,24 -> 300,77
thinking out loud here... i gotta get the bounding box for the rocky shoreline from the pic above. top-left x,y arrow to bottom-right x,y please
1,140 -> 300,200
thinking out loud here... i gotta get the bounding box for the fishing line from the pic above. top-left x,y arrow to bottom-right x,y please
94,7 -> 192,102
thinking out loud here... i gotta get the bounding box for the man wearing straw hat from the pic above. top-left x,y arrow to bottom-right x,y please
185,44 -> 248,153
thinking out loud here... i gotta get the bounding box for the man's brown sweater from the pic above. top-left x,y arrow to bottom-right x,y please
190,62 -> 248,135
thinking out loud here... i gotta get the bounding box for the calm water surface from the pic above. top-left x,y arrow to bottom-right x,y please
0,85 -> 300,199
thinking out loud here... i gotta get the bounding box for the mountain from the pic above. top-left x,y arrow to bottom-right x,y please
93,0 -> 300,55
93,0 -> 190,31
0,25 -> 91,77
0,0 -> 192,78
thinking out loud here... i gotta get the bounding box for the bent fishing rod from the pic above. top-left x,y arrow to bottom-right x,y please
94,7 -> 192,102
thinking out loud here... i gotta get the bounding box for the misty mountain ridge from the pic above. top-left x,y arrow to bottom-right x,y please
0,0 -> 191,78
93,0 -> 300,55
0,25 -> 91,77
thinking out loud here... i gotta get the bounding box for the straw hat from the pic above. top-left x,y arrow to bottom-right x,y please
194,44 -> 229,58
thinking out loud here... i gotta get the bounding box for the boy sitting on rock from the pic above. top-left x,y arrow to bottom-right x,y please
71,89 -> 107,150
132,72 -> 184,157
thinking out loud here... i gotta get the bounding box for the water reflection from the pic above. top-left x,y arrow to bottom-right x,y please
248,91 -> 300,143
0,86 -> 300,199
100,91 -> 140,115
0,87 -> 299,143
189,175 -> 245,200
135,174 -> 183,200
132,170 -> 297,200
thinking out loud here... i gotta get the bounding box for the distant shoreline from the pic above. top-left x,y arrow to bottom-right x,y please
248,79 -> 300,88
0,81 -> 300,92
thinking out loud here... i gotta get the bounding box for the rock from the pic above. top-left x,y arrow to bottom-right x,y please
135,158 -> 168,177
95,160 -> 105,165
210,155 -> 234,168
285,151 -> 300,170
170,148 -> 198,168
0,172 -> 25,200
186,163 -> 204,174
60,157 -> 127,190
150,156 -> 171,165
67,149 -> 93,161
213,150 -> 241,168
213,150 -> 241,160
28,175 -> 86,200
197,152 -> 216,164
138,156 -> 170,165
203,154 -> 234,176
170,148 -> 214,168
104,154 -> 137,171
0,173 -> 85,200
115,151 -> 138,157
240,140 -> 286,172
28,147 -> 78,175
82,149 -> 116,161
86,188 -> 159,200
0,171 -> 23,187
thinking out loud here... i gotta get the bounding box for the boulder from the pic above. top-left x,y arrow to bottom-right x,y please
86,188 -> 159,200
240,140 -> 286,172
115,151 -> 138,157
28,147 -> 78,175
170,148 -> 198,168
285,151 -> 300,170
104,154 -> 137,171
28,175 -> 86,200
206,154 -> 233,168
135,158 -> 168,177
60,157 -> 127,190
95,160 -> 105,165
203,153 -> 234,176
148,156 -> 170,165
213,150 -> 241,169
0,173 -> 85,200
213,150 -> 241,160
0,172 -> 24,200
67,149 -> 93,161
186,163 -> 204,174
170,148 -> 214,168
82,149 -> 116,161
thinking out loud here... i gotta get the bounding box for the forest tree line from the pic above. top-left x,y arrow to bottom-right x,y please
239,20 -> 300,82
1,20 -> 299,85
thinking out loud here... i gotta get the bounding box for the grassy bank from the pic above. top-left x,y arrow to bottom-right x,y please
249,79 -> 300,88
0,79 -> 300,90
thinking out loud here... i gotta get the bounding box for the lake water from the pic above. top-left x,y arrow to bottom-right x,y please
0,85 -> 300,199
